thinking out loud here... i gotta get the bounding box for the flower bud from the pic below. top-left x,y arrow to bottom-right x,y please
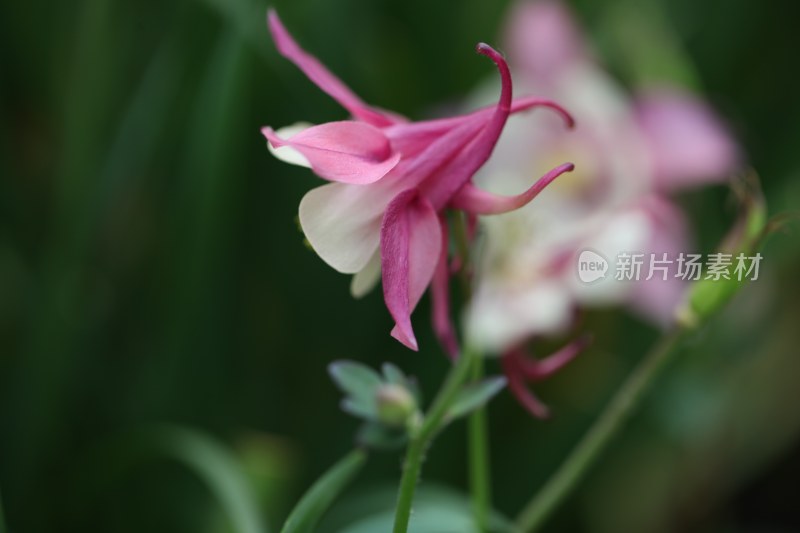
676,171 -> 769,328
375,384 -> 417,427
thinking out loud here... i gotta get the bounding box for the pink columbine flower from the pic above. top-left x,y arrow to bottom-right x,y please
465,0 -> 739,416
262,10 -> 574,352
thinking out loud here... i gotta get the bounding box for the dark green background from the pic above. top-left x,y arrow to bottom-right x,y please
2,0 -> 799,531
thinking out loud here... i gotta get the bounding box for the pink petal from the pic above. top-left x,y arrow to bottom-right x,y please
503,0 -> 587,83
363,45 -> 521,207
516,335 -> 591,381
262,121 -> 400,184
450,162 -> 574,214
267,10 -> 403,127
430,215 -> 459,359
502,351 -> 551,419
510,96 -> 575,128
636,88 -> 738,189
420,44 -> 515,209
389,116 -> 489,192
383,95 -> 573,159
383,119 -> 476,161
381,190 -> 442,351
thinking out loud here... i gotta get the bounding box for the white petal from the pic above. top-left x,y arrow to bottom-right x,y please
267,122 -> 313,167
299,182 -> 393,274
466,281 -> 573,354
350,251 -> 381,298
566,209 -> 651,304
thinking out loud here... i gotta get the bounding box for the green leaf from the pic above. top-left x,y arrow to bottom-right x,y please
328,361 -> 382,404
280,449 -> 367,533
340,397 -> 378,420
446,377 -> 507,421
327,484 -> 518,533
381,362 -> 407,386
338,507 -> 477,533
146,426 -> 267,533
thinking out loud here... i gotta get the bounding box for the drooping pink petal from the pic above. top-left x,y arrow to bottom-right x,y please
636,88 -> 738,189
381,189 -> 442,351
430,215 -> 459,359
504,0 -> 587,83
421,44 -> 515,209
267,10 -> 404,127
451,162 -> 574,214
262,121 -> 400,184
502,351 -> 551,418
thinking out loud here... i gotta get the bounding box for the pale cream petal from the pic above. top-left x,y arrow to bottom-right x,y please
266,122 -> 313,167
299,182 -> 391,274
350,251 -> 381,298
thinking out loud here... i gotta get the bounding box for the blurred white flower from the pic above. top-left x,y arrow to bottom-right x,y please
466,0 -> 739,354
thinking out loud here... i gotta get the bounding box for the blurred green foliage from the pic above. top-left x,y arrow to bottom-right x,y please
1,0 -> 799,531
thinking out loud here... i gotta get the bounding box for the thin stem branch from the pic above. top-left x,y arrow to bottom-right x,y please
393,346 -> 478,533
452,209 -> 493,531
468,356 -> 491,531
515,327 -> 688,532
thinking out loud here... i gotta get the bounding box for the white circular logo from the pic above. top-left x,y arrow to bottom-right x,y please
576,249 -> 609,284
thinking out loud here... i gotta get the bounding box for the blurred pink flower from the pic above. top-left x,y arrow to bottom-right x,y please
465,0 -> 739,414
263,11 -> 574,352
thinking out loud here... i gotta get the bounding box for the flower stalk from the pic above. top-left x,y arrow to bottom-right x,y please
393,345 -> 479,533
468,356 -> 492,532
451,210 -> 494,531
514,327 -> 689,531
515,172 -> 771,532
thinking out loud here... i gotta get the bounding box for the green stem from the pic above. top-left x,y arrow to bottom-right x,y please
515,327 -> 688,532
451,209 -> 492,530
468,356 -> 491,532
393,346 -> 478,533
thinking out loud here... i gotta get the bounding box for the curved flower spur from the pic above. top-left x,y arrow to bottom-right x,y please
262,10 -> 575,352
